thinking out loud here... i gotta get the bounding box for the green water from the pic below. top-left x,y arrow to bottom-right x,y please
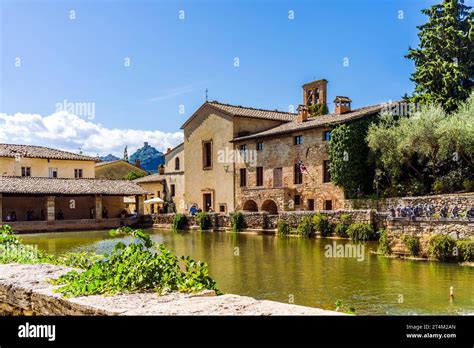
19,229 -> 474,315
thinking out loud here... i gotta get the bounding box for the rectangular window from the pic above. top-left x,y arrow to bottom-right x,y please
323,130 -> 331,141
324,200 -> 333,210
294,135 -> 303,145
240,168 -> 247,187
323,160 -> 331,183
294,163 -> 303,184
256,142 -> 263,151
273,167 -> 282,188
239,144 -> 247,151
171,184 -> 176,197
219,204 -> 226,213
294,195 -> 301,206
256,167 -> 263,186
21,167 -> 31,177
202,141 -> 212,169
157,191 -> 161,198
48,167 -> 58,178
74,169 -> 83,178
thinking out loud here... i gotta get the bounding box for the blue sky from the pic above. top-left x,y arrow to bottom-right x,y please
1,0 -> 470,156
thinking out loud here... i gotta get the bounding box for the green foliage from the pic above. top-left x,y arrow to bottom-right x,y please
277,219 -> 291,236
51,227 -> 220,297
335,299 -> 356,314
172,214 -> 187,232
328,118 -> 375,198
0,225 -> 55,264
296,216 -> 314,237
405,0 -> 473,113
405,235 -> 421,257
463,179 -> 474,192
312,213 -> 332,237
124,171 -> 146,181
55,252 -> 103,269
367,96 -> 474,196
196,212 -> 211,231
427,235 -> 456,261
334,214 -> 352,237
377,229 -> 391,255
455,240 -> 473,262
308,103 -> 329,117
230,212 -> 244,233
346,223 -> 376,241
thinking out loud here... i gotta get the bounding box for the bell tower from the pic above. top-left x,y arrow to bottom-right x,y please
302,79 -> 327,107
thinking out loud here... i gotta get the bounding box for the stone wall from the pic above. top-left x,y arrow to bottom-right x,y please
152,210 -> 373,231
344,193 -> 474,213
0,263 -> 341,316
384,218 -> 474,257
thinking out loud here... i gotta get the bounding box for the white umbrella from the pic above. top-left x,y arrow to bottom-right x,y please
144,197 -> 164,204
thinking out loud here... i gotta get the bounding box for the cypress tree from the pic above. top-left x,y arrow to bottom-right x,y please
406,0 -> 473,113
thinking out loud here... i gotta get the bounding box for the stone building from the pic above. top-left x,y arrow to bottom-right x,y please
180,79 -> 386,213
133,143 -> 185,214
0,144 -> 146,231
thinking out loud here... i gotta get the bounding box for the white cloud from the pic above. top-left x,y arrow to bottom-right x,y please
0,111 -> 183,157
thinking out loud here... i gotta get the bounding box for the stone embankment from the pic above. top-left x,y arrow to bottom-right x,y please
0,263 -> 342,316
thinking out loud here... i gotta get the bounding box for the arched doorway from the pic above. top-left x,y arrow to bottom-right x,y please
242,200 -> 258,212
261,199 -> 278,214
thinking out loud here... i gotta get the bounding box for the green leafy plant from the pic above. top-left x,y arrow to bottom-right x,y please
55,252 -> 103,269
277,219 -> 291,236
405,235 -> 421,257
312,213 -> 332,237
335,299 -> 355,314
51,227 -> 220,297
123,171 -> 146,181
455,239 -> 473,262
196,212 -> 211,231
463,179 -> 474,192
427,235 -> 456,261
296,216 -> 313,237
172,214 -> 187,231
346,223 -> 376,241
230,211 -> 244,233
377,229 -> 391,255
308,103 -> 329,117
334,213 -> 352,237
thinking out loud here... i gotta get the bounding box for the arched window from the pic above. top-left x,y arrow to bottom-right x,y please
175,157 -> 180,171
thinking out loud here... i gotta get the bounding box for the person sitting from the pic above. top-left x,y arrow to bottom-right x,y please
11,211 -> 17,221
5,213 -> 12,222
189,205 -> 197,216
102,206 -> 109,219
467,207 -> 474,222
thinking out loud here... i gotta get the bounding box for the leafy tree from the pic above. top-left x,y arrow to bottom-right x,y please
124,170 -> 146,181
308,103 -> 329,117
406,0 -> 473,113
328,118 -> 375,198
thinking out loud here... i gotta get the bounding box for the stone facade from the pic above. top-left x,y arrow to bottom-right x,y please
234,126 -> 345,213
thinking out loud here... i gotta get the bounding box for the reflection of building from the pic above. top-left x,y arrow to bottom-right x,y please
134,143 -> 185,214
0,144 -> 145,232
95,159 -> 148,179
180,79 -> 386,213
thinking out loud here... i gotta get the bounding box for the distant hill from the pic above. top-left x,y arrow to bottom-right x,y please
129,142 -> 164,173
99,154 -> 120,162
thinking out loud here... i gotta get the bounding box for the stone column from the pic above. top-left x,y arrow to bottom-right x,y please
0,194 -> 3,222
95,195 -> 103,221
135,195 -> 144,216
46,196 -> 55,222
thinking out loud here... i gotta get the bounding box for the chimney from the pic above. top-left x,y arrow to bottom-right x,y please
303,79 -> 327,107
166,147 -> 172,154
158,164 -> 165,175
334,96 -> 352,115
296,104 -> 309,122
144,142 -> 149,147
134,159 -> 141,168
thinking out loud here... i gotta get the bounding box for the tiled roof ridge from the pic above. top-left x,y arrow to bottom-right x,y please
209,101 -> 297,116
0,143 -> 97,161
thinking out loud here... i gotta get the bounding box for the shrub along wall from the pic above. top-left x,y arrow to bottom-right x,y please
152,210 -> 373,231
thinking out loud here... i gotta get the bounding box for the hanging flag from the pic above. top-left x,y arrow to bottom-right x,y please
298,160 -> 309,175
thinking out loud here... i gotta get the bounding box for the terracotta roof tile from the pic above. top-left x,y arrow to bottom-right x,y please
0,176 -> 146,195
0,144 -> 96,162
232,103 -> 388,142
